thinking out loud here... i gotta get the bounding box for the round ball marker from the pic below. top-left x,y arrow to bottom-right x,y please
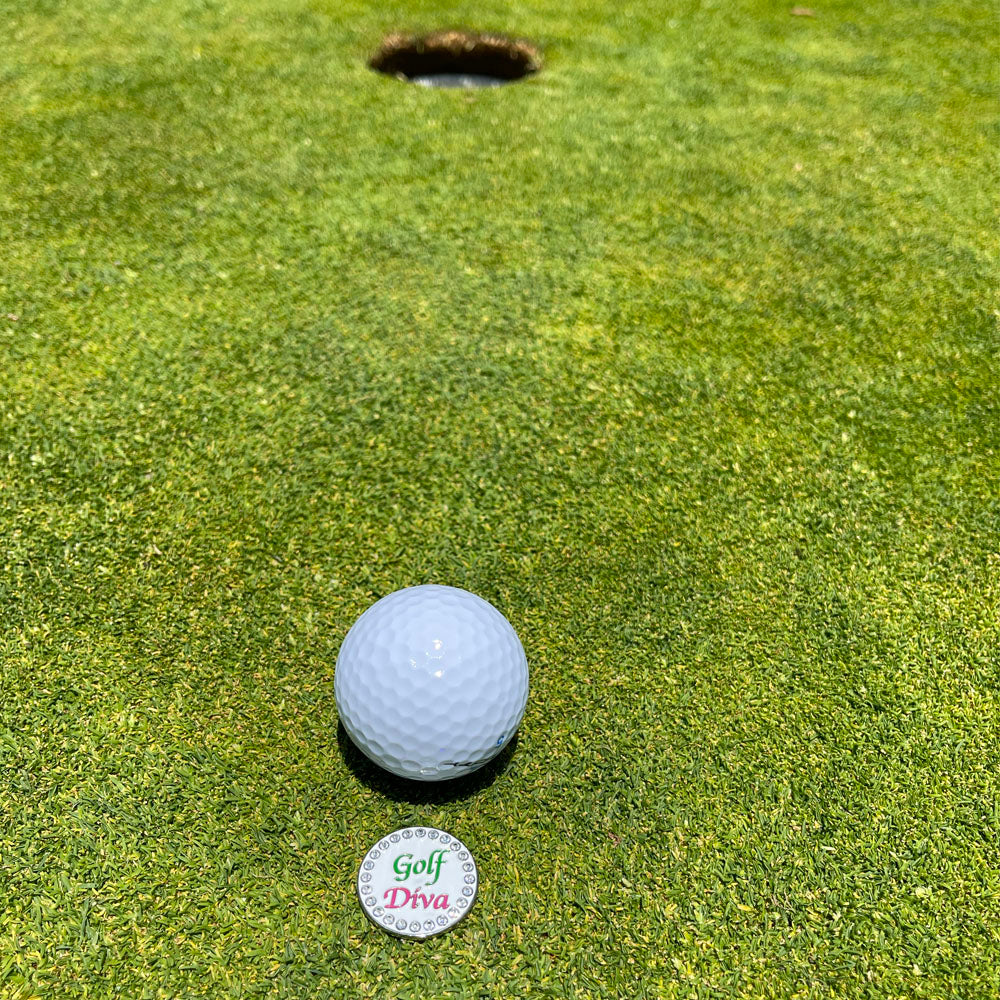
357,827 -> 479,939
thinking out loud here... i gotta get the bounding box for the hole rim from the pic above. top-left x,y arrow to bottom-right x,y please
368,29 -> 542,86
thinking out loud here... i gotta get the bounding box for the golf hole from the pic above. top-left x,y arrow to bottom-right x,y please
369,31 -> 541,89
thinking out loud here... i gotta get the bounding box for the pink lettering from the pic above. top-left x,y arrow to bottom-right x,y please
385,887 -> 450,910
384,887 -> 411,909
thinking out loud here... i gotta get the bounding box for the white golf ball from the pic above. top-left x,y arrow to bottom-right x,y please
335,585 -> 528,781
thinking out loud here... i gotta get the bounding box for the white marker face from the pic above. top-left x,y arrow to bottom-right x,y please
356,827 -> 479,939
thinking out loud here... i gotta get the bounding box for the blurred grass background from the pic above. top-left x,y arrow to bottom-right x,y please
0,1 -> 997,996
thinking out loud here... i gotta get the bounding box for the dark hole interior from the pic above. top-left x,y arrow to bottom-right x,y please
370,32 -> 540,84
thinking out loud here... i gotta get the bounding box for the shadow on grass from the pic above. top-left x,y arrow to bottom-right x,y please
337,722 -> 520,805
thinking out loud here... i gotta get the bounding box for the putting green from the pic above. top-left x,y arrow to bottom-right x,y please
0,1 -> 997,997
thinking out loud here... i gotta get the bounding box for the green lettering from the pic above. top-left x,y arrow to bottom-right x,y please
393,853 -> 413,881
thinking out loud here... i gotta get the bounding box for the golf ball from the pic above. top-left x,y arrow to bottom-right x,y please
335,585 -> 528,781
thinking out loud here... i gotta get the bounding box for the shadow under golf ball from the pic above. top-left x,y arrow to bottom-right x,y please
337,722 -> 521,804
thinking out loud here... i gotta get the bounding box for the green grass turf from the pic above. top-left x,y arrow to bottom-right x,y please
1,0 -> 997,996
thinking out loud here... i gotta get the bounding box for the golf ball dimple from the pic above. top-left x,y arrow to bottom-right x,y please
335,585 -> 528,781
